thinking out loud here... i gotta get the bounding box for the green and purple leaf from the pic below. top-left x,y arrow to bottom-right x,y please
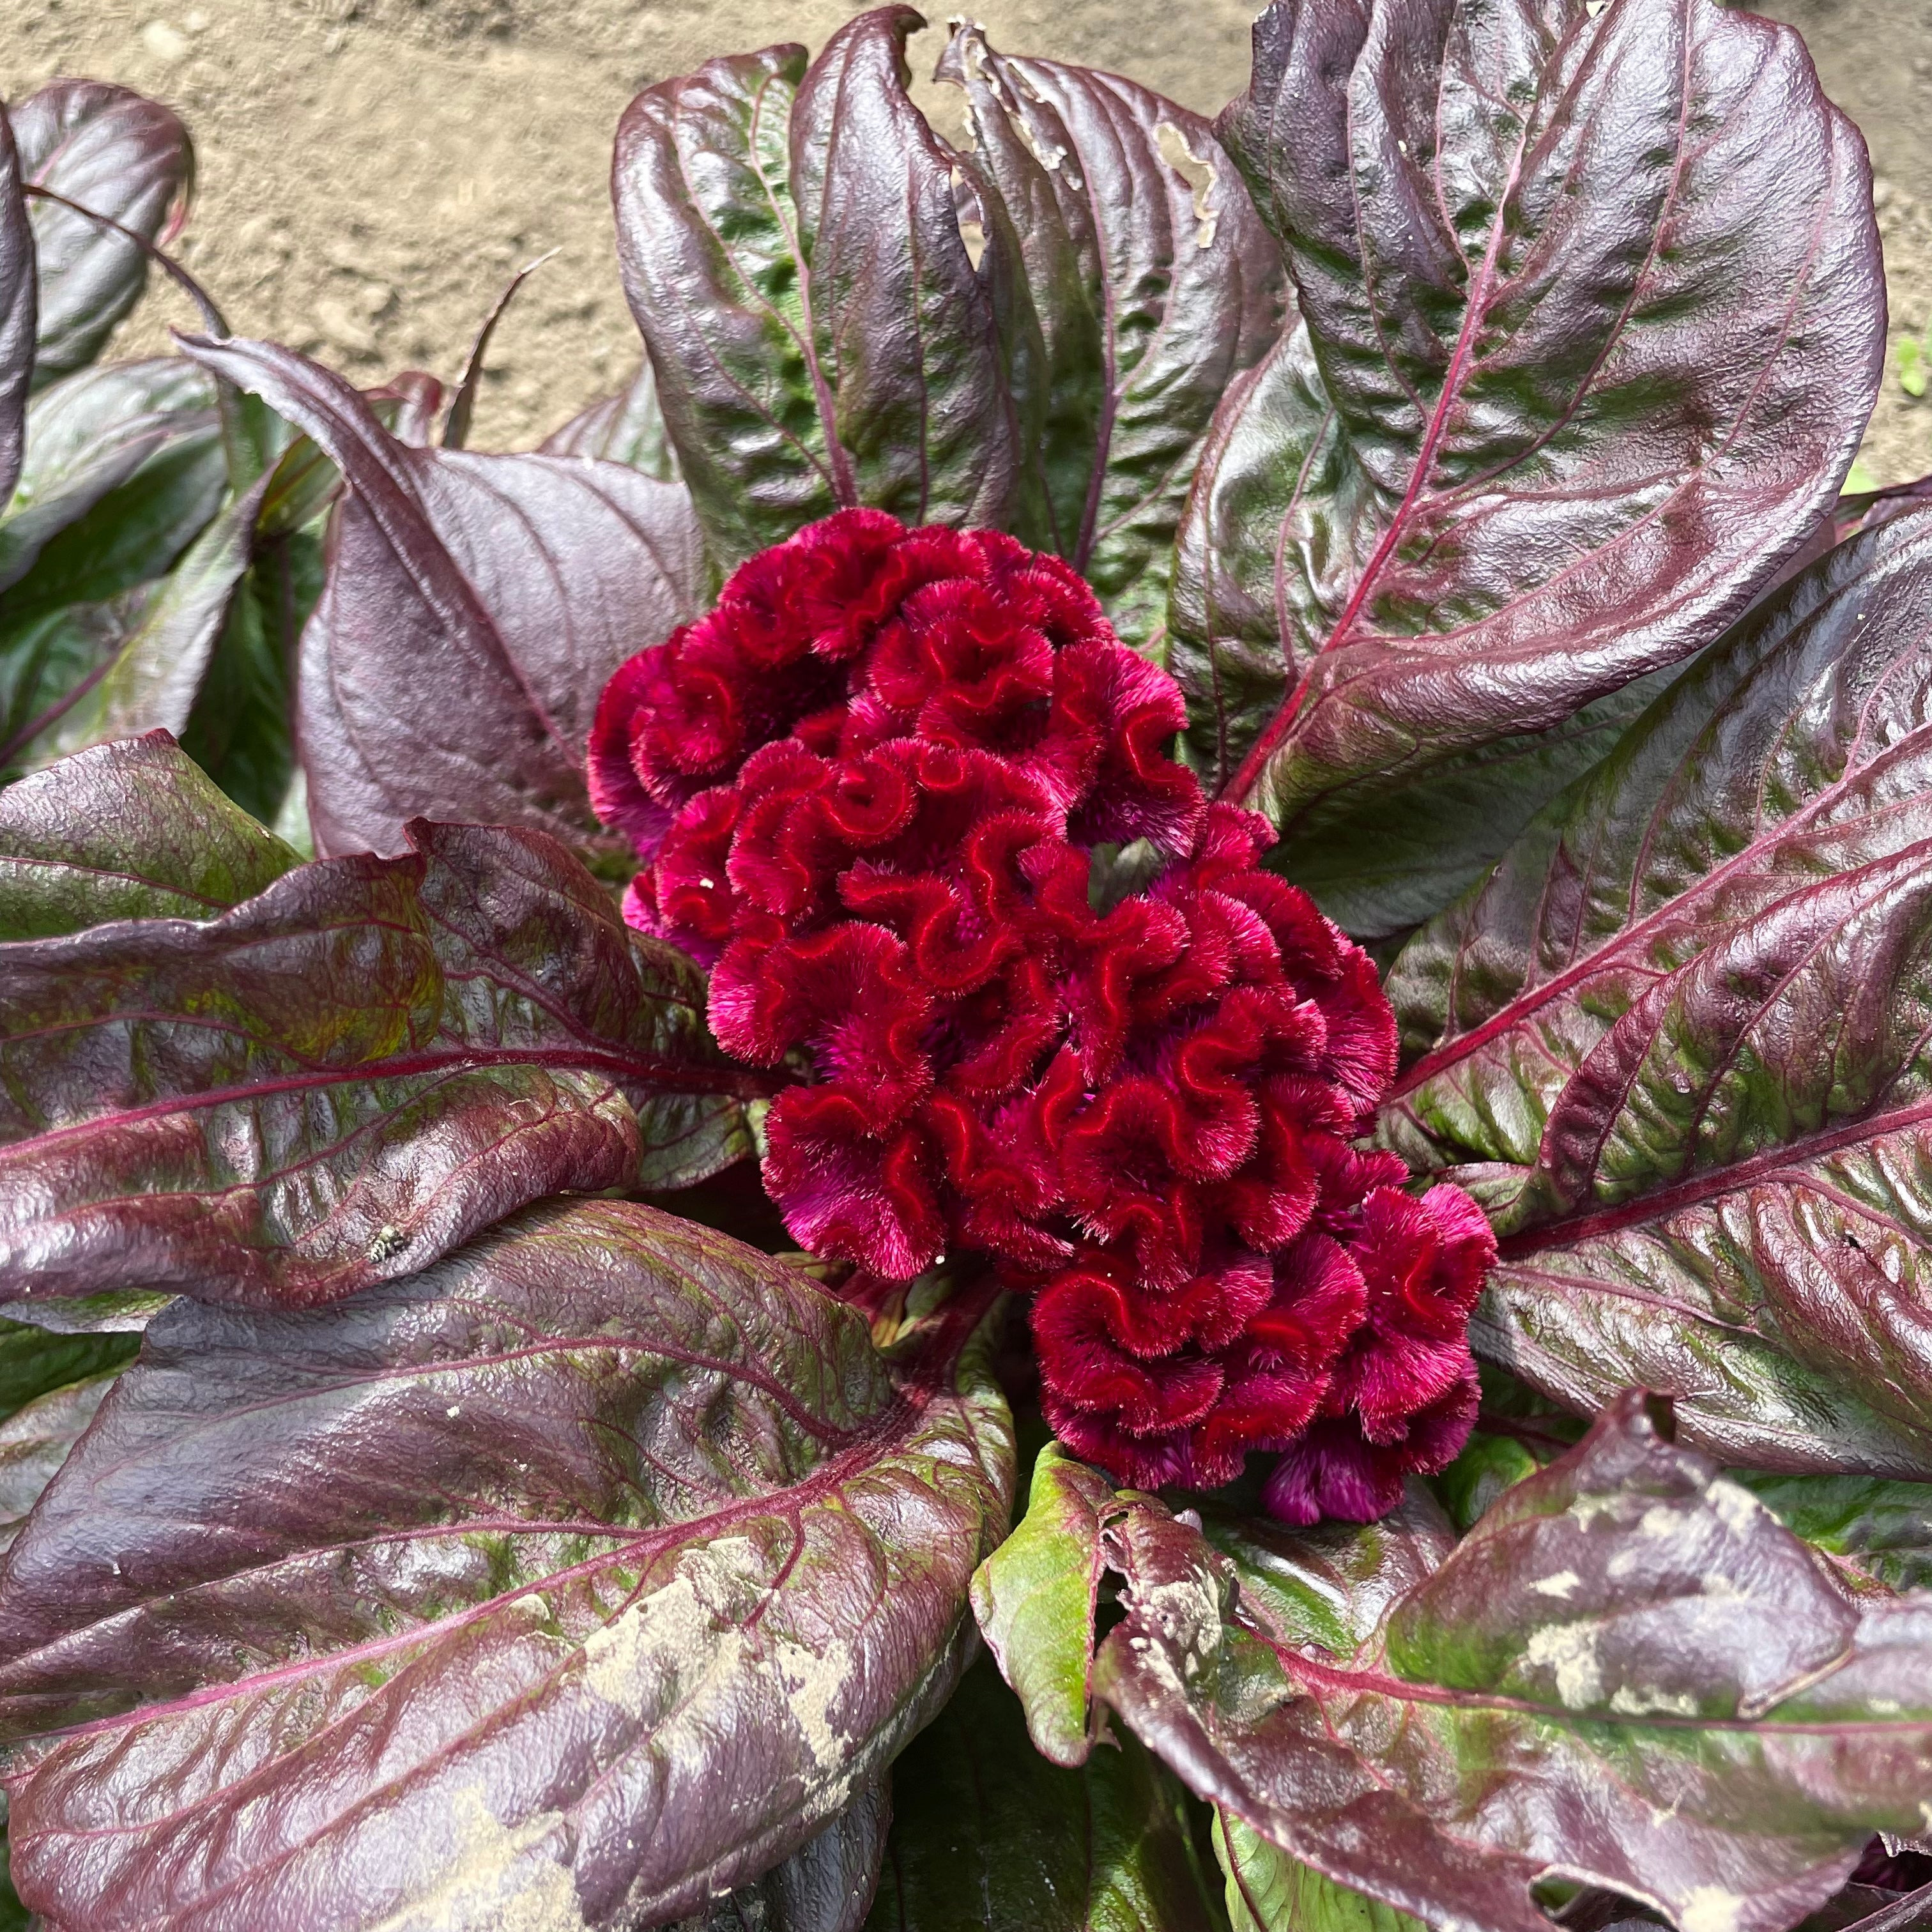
0,1202 -> 1015,1929
0,735 -> 762,1309
10,80 -> 192,386
612,8 -> 1038,567
540,359 -> 682,483
176,334 -> 705,866
1174,0 -> 1884,881
1089,1394 -> 1932,1932
933,21 -> 1284,645
1382,507 -> 1932,1476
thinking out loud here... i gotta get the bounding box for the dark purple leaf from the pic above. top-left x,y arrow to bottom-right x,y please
932,22 -> 1284,646
175,334 -> 703,865
540,359 -> 680,483
1171,0 -> 1883,848
0,103 -> 33,508
863,1655 -> 1223,1932
613,8 -> 1038,567
10,81 -> 192,386
699,1781 -> 890,1932
1381,507 -> 1932,1476
0,755 -> 763,1308
1091,1393 -> 1932,1932
0,1204 -> 1015,1929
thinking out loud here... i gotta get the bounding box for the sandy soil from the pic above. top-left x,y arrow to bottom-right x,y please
2,0 -> 1928,477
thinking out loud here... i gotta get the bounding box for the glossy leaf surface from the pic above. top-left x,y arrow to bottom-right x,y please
177,334 -> 704,866
866,1657 -> 1221,1932
0,1204 -> 1015,1929
0,740 -> 761,1307
687,1782 -> 891,1932
0,730 -> 298,937
541,359 -> 681,482
0,356 -> 218,601
1215,1811 -> 1425,1932
933,22 -> 1283,645
1383,508 -> 1932,1475
1092,1395 -> 1932,1932
1173,0 -> 1883,842
969,1443 -> 1114,1767
613,8 -> 1033,566
0,477 -> 261,779
0,105 -> 31,509
10,80 -> 192,384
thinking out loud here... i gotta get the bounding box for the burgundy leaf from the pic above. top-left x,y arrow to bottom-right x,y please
10,80 -> 192,385
702,1780 -> 890,1932
539,360 -> 680,482
0,1202 -> 1015,1929
175,334 -> 705,864
1092,1393 -> 1932,1932
0,751 -> 763,1308
1382,507 -> 1932,1476
1171,0 -> 1883,845
931,22 -> 1285,645
0,102 -> 32,507
613,8 -> 1037,567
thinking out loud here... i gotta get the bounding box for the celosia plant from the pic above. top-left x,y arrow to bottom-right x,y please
1,4 -> 1931,1931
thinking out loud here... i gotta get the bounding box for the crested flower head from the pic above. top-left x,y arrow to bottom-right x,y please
592,511 -> 1496,1521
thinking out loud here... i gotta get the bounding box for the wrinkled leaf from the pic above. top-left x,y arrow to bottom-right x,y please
613,8 -> 1036,566
1738,1475 -> 1932,1597
1094,1393 -> 1932,1932
0,742 -> 762,1307
0,104 -> 31,508
0,1203 -> 1015,1929
687,1781 -> 891,1932
0,729 -> 298,937
11,80 -> 192,385
1173,0 -> 1883,845
1,476 -> 263,778
1273,664 -> 1682,941
866,1655 -> 1222,1932
1382,507 -> 1932,1476
177,334 -> 704,865
969,1443 -> 1114,1767
933,22 -> 1283,645
1214,1810 -> 1425,1932
0,1373 -> 114,1554
0,356 -> 217,599
541,358 -> 682,482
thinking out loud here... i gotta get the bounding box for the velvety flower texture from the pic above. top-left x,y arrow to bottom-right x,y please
590,510 -> 1495,1523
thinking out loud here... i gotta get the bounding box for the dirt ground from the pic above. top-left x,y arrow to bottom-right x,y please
1,0 -> 1928,478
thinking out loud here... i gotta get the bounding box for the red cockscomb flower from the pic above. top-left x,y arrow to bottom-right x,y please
590,510 -> 1496,1522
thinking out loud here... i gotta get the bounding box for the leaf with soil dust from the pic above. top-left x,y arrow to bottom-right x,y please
0,739 -> 761,1308
0,1201 -> 1015,1931
10,80 -> 192,385
177,334 -> 705,866
1172,0 -> 1884,851
1092,1393 -> 1932,1932
933,20 -> 1284,646
1381,507 -> 1932,1478
613,8 -> 1036,567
